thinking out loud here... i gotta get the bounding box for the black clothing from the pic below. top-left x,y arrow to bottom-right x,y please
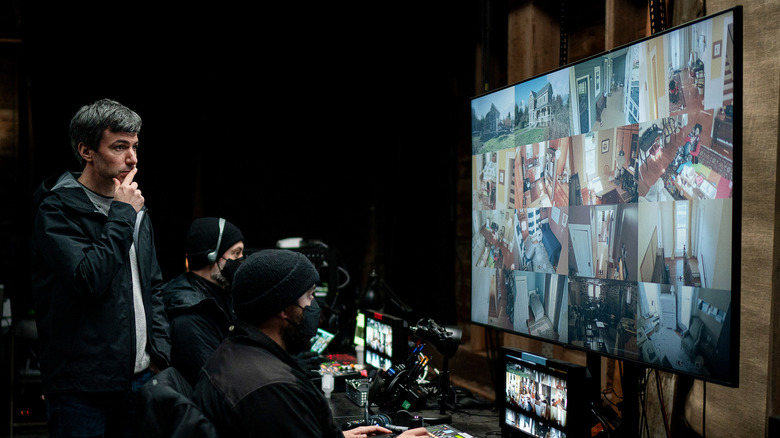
160,272 -> 236,385
192,321 -> 343,437
136,367 -> 218,438
30,172 -> 171,395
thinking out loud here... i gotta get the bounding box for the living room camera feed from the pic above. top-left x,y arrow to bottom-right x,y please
471,8 -> 739,386
567,278 -> 639,359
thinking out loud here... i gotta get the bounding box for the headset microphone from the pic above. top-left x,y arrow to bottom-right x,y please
206,218 -> 226,264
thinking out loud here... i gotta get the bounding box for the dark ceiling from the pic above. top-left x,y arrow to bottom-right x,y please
5,2 -> 482,324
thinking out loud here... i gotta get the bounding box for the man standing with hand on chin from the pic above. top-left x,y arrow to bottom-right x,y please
31,99 -> 171,438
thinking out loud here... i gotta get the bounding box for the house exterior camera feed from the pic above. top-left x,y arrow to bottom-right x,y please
471,9 -> 738,385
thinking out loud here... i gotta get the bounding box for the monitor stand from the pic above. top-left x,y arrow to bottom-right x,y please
586,352 -> 643,437
619,359 -> 644,436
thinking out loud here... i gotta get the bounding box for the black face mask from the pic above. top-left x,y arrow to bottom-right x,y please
220,256 -> 245,285
298,299 -> 321,339
284,299 -> 322,354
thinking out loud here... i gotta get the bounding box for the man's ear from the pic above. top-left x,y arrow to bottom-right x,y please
78,142 -> 93,163
278,303 -> 297,322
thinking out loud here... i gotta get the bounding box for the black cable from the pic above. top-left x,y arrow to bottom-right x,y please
602,387 -> 623,400
702,381 -> 706,438
590,406 -> 615,438
639,369 -> 651,438
654,369 -> 671,438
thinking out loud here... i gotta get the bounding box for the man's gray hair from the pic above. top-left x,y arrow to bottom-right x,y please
69,98 -> 142,166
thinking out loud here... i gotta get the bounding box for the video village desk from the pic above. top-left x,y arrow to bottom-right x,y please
328,391 -> 500,437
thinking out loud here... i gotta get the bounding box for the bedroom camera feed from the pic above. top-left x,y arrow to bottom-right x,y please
471,8 -> 739,386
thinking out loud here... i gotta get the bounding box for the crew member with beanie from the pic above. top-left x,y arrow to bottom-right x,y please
159,217 -> 245,385
192,249 -> 428,437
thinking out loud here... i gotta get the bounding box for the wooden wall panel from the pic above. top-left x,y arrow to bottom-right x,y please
467,1 -> 780,436
693,2 -> 780,437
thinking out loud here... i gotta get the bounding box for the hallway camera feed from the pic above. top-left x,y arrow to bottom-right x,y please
471,9 -> 739,386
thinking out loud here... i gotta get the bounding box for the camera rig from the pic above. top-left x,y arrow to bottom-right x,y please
367,318 -> 462,418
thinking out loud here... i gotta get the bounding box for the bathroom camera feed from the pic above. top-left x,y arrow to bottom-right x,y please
471,9 -> 738,385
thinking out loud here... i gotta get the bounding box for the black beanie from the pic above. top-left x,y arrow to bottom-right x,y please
232,249 -> 319,325
185,217 -> 244,271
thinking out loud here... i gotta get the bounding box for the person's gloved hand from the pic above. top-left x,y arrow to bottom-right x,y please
296,350 -> 321,374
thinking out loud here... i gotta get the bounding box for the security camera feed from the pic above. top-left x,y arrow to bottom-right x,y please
365,315 -> 394,370
310,328 -> 335,355
505,362 -> 569,435
471,9 -> 740,386
353,311 -> 366,347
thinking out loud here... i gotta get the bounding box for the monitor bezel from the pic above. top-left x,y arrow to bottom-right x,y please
469,7 -> 742,388
361,308 -> 411,369
500,346 -> 591,438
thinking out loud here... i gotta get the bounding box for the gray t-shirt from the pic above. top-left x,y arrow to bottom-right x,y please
81,185 -> 151,374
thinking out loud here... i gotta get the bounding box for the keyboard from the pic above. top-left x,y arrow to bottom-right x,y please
376,423 -> 477,438
425,424 -> 476,437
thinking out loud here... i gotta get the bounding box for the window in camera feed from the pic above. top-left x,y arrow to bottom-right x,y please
471,9 -> 738,385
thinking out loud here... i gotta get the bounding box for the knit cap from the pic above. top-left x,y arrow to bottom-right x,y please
232,249 -> 319,324
186,217 -> 244,270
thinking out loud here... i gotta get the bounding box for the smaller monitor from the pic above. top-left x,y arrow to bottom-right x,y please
501,347 -> 592,438
353,311 -> 366,347
310,328 -> 336,355
362,309 -> 411,371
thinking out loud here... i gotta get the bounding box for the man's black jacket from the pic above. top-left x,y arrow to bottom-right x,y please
31,171 -> 171,395
192,321 -> 343,436
160,271 -> 235,385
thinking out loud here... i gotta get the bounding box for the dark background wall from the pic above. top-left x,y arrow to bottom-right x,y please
5,1 -> 780,437
7,2 -> 482,325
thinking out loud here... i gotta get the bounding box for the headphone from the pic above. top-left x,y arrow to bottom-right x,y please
206,218 -> 226,264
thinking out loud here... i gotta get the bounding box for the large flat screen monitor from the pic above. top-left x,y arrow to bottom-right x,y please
501,347 -> 590,438
470,8 -> 741,387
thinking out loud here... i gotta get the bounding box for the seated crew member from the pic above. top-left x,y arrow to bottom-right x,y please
160,217 -> 245,385
192,249 -> 428,437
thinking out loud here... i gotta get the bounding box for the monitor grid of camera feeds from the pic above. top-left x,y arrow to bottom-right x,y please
471,9 -> 739,385
365,316 -> 394,370
505,362 -> 569,438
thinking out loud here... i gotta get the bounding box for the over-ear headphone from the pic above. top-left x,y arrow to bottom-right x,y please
206,218 -> 226,264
